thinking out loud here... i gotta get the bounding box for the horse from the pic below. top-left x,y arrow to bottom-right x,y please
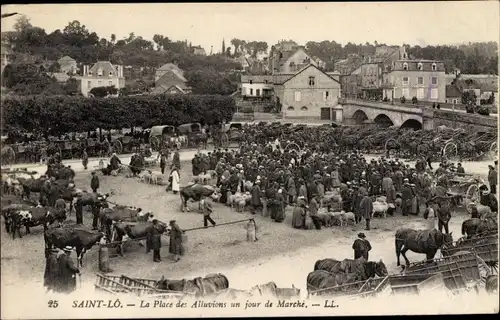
395,228 -> 453,267
156,273 -> 229,297
314,258 -> 388,280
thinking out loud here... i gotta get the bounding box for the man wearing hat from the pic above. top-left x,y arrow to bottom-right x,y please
169,220 -> 184,262
171,147 -> 181,170
401,178 -> 413,216
90,171 -> 100,193
201,196 -> 217,227
352,233 -> 372,260
57,246 -> 80,293
147,219 -> 163,262
480,188 -> 498,213
44,247 -> 61,293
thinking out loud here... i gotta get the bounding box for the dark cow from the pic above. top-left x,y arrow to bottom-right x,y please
461,218 -> 498,238
44,224 -> 104,267
156,273 -> 229,297
20,177 -> 48,200
112,220 -> 165,255
99,206 -> 152,240
180,184 -> 218,212
74,192 -> 109,229
42,182 -> 78,213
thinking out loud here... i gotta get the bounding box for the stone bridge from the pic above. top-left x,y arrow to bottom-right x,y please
341,99 -> 429,130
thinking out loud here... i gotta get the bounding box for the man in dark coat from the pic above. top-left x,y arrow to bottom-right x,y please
90,171 -> 99,193
150,219 -> 162,262
250,181 -> 262,214
201,197 -> 216,227
488,165 -> 497,195
480,190 -> 498,213
359,192 -> 373,231
401,179 -> 413,216
57,246 -> 80,294
82,149 -> 89,170
308,195 -> 321,230
437,203 -> 451,234
171,148 -> 181,169
159,152 -> 168,175
44,248 -> 61,293
352,233 -> 372,260
169,220 -> 183,262
109,153 -> 121,171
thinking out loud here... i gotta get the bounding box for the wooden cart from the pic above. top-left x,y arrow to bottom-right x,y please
94,273 -> 185,298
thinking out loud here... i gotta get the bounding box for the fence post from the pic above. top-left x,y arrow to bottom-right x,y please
98,244 -> 113,273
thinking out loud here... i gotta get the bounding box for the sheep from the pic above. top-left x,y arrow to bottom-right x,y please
343,211 -> 356,226
138,171 -> 151,183
149,170 -> 163,185
317,208 -> 333,227
372,197 -> 389,218
329,211 -> 345,226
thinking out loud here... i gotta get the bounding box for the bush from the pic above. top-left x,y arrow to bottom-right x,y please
383,97 -> 389,102
1,94 -> 236,136
412,96 -> 418,104
400,96 -> 406,103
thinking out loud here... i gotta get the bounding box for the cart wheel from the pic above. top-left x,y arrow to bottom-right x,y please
384,138 -> 397,153
465,184 -> 480,213
490,142 -> 498,153
113,140 -> 123,154
150,136 -> 160,151
284,142 -> 301,154
442,142 -> 458,160
1,146 -> 16,165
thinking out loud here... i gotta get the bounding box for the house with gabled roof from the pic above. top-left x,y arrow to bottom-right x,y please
273,64 -> 342,119
268,46 -> 321,74
77,61 -> 125,97
57,55 -> 77,74
151,63 -> 191,95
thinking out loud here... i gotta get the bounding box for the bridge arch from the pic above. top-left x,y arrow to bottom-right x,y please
400,119 -> 422,130
373,114 -> 394,127
352,110 -> 369,124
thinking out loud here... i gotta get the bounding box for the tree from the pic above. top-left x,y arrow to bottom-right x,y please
230,38 -> 246,56
13,15 -> 32,33
185,68 -> 236,95
64,78 -> 80,95
487,93 -> 495,105
244,41 -> 268,58
462,90 -> 477,105
89,86 -> 118,98
48,62 -> 61,73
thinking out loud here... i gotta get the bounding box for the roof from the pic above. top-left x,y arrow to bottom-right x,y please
49,72 -> 71,83
151,84 -> 187,95
157,63 -> 184,75
58,55 -> 76,63
156,68 -> 188,83
445,85 -> 462,98
241,75 -> 273,83
279,64 -> 341,85
88,61 -> 119,77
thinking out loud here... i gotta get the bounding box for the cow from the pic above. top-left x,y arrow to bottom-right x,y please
99,206 -> 153,240
1,202 -> 37,234
46,164 -> 75,181
21,177 -> 48,200
44,224 -> 104,267
180,184 -> 219,212
42,182 -> 79,213
112,220 -> 166,255
9,206 -> 66,239
74,192 -> 110,229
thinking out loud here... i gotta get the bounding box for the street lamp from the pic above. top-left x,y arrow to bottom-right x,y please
1,13 -> 19,19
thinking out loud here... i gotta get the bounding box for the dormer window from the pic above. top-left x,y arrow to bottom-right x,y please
431,63 -> 437,71
88,71 -> 92,76
264,80 -> 268,84
97,68 -> 103,76
403,62 -> 408,71
109,71 -> 113,76
417,62 -> 423,71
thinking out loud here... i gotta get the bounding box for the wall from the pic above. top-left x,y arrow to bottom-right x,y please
389,70 -> 446,102
279,67 -> 341,118
241,83 -> 273,96
78,76 -> 124,97
433,109 -> 497,130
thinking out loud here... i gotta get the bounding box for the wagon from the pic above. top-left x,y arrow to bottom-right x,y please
403,252 -> 489,293
309,276 -> 387,299
446,173 -> 484,213
112,135 -> 141,154
374,273 -> 448,296
94,273 -> 185,298
441,232 -> 498,272
149,125 -> 176,151
177,123 -> 207,148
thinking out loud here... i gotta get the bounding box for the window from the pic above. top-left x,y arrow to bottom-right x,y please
98,80 -> 102,86
403,53 -> 407,59
323,91 -> 329,101
431,77 -> 438,85
249,80 -> 253,84
287,106 -> 295,111
294,91 -> 302,102
87,81 -> 92,89
402,76 -> 409,85
264,80 -> 268,84
309,76 -> 315,86
109,80 -> 113,86
432,63 -> 437,71
431,88 -> 438,99
88,71 -> 92,76
250,88 -> 253,95
256,89 -> 260,96
417,62 -> 423,71
403,62 -> 408,71
301,106 -> 308,111
417,77 -> 423,85
109,72 -> 113,76
97,68 -> 103,76
289,62 -> 295,68
402,88 -> 410,98
417,88 -> 425,99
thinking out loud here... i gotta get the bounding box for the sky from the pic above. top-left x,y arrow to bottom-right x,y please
1,2 -> 499,53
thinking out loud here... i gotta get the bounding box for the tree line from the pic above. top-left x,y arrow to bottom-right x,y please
1,94 -> 236,137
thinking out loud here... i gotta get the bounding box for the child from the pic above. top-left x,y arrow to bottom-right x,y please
245,219 -> 258,242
